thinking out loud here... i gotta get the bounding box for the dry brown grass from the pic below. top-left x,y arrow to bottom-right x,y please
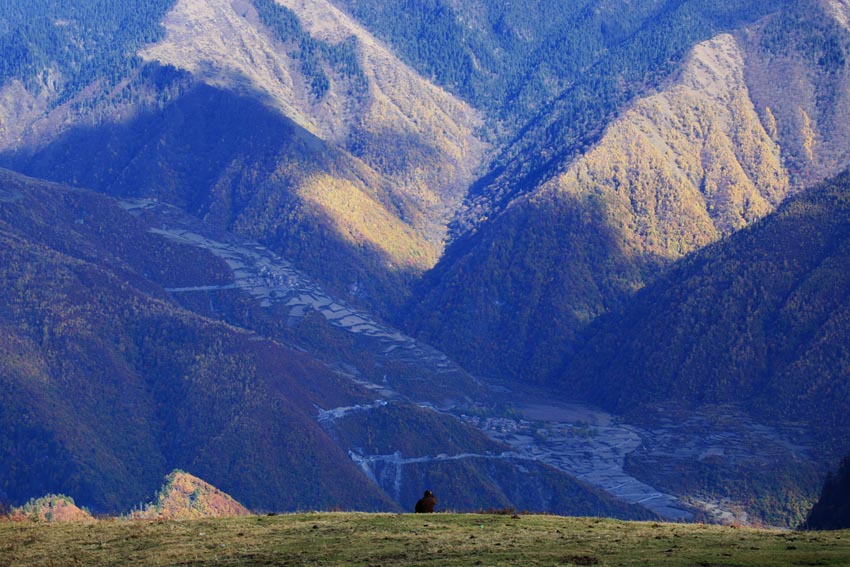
2,512 -> 850,567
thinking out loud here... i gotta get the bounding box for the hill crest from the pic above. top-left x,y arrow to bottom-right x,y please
130,471 -> 251,519
8,494 -> 93,523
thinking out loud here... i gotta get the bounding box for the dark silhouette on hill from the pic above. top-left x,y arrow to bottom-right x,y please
415,490 -> 436,513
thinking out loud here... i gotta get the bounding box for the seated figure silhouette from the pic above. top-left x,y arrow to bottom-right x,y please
415,490 -> 437,513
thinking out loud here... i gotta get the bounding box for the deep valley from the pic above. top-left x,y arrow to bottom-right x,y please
1,0 -> 850,532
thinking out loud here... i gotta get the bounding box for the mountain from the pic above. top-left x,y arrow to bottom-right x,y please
7,1 -> 844,388
0,0 -> 486,318
427,0 -> 789,234
405,0 -> 850,383
0,0 -> 175,99
802,452 -> 850,530
0,169 -> 656,520
0,169 -> 396,513
130,470 -> 251,519
1,0 -> 847,528
333,0 -> 787,137
564,169 -> 850,446
332,0 -> 683,123
560,168 -> 850,525
0,2 -> 660,520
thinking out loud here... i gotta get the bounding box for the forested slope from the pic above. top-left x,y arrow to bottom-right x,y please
0,169 -> 395,513
406,0 -> 850,384
1,0 -> 486,318
564,169 -> 850,451
5,72 -> 435,314
0,169 -> 659,520
338,0 -> 787,233
0,0 -> 175,96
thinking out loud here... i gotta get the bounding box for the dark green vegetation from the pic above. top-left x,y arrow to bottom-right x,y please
3,513 -> 850,567
252,0 -> 365,99
803,453 -> 850,531
337,0 -> 606,115
0,0 -> 175,97
341,0 -> 788,224
564,171 -> 850,450
759,3 -> 848,74
407,190 -> 647,383
335,0 -> 783,122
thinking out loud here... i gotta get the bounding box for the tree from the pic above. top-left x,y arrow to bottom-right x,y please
801,454 -> 850,530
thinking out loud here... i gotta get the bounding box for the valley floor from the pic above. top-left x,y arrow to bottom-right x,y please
1,513 -> 848,567
467,384 -> 816,525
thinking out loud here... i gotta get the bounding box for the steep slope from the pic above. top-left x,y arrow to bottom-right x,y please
449,0 -> 788,234
0,0 -> 176,147
7,75 -> 435,313
331,0 -> 677,123
140,0 -> 486,227
0,0 -> 175,96
743,1 -> 850,188
560,169 -> 850,526
407,0 -> 850,383
564,169 -> 850,447
0,169 -> 396,513
130,471 -> 251,519
0,0 -> 486,317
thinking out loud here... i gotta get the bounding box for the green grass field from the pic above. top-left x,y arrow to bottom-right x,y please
2,513 -> 849,566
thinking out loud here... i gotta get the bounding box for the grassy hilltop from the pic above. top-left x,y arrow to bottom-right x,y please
2,513 -> 850,567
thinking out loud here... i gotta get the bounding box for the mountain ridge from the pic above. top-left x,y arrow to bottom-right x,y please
406,0 -> 850,384
563,167 -> 850,447
0,0 -> 488,318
